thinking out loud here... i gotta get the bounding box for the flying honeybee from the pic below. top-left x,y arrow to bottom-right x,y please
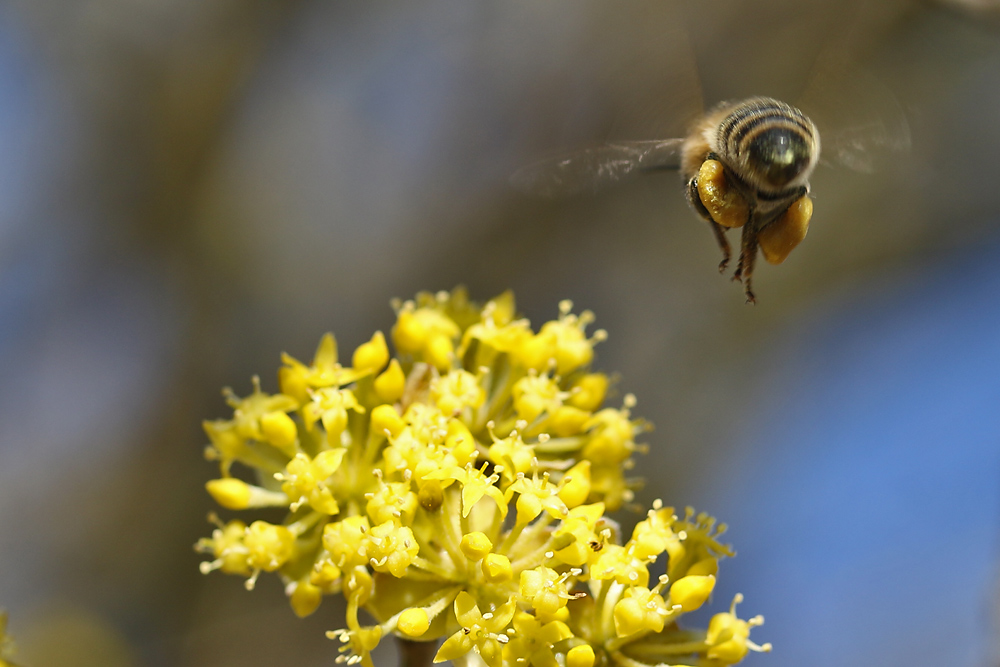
511,68 -> 910,303
512,97 -> 820,303
681,97 -> 819,303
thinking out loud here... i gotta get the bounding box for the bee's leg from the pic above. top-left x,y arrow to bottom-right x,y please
708,220 -> 731,272
688,176 -> 731,272
758,190 -> 812,265
732,220 -> 759,304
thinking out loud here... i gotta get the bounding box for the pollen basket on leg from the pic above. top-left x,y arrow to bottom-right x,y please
696,160 -> 750,229
759,195 -> 813,265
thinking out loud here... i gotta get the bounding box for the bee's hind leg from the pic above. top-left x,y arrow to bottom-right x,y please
732,223 -> 759,304
688,176 -> 731,272
708,220 -> 731,273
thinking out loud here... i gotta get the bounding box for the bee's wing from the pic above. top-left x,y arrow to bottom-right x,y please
799,54 -> 911,173
820,116 -> 911,173
510,139 -> 684,197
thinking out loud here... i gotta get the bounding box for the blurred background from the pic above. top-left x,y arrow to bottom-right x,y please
0,0 -> 998,665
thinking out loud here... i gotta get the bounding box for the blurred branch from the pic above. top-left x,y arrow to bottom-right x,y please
397,637 -> 438,667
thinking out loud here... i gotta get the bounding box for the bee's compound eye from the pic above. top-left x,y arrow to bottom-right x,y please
747,127 -> 812,189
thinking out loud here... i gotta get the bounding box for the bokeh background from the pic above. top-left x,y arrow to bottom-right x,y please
0,1 -> 998,665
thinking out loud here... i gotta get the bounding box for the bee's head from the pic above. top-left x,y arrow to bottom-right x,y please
746,125 -> 815,190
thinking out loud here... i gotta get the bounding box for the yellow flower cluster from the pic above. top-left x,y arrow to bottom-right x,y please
0,611 -> 20,667
195,288 -> 770,667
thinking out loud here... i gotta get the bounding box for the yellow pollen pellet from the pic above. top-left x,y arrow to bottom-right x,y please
759,195 -> 812,265
697,159 -> 750,228
398,608 -> 430,637
566,644 -> 596,667
460,532 -> 493,561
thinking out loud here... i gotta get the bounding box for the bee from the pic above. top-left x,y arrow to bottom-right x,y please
681,97 -> 819,303
512,97 -> 821,303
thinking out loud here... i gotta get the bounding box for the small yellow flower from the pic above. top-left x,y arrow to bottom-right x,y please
302,387 -> 363,446
373,359 -> 406,402
613,585 -> 669,636
582,407 -> 639,466
369,403 -> 405,438
260,410 -> 298,454
481,553 -> 513,583
366,477 -> 418,525
205,478 -> 289,510
279,333 -> 363,404
550,502 -> 607,567
431,369 -> 485,416
352,331 -> 390,374
244,520 -> 295,572
567,373 -> 609,412
557,460 -> 592,509
512,373 -> 564,424
329,624 -> 382,667
392,300 -> 461,370
434,592 -> 517,667
566,644 -> 596,667
706,594 -> 772,664
322,516 -> 371,570
397,608 -> 430,637
460,531 -> 494,561
276,449 -> 346,514
505,472 -> 567,527
196,518 -> 252,576
669,574 -> 716,612
503,611 -> 573,667
520,566 -> 572,618
365,521 -> 419,577
592,544 -> 652,588
424,464 -> 507,519
289,579 -> 323,618
488,431 -> 537,481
